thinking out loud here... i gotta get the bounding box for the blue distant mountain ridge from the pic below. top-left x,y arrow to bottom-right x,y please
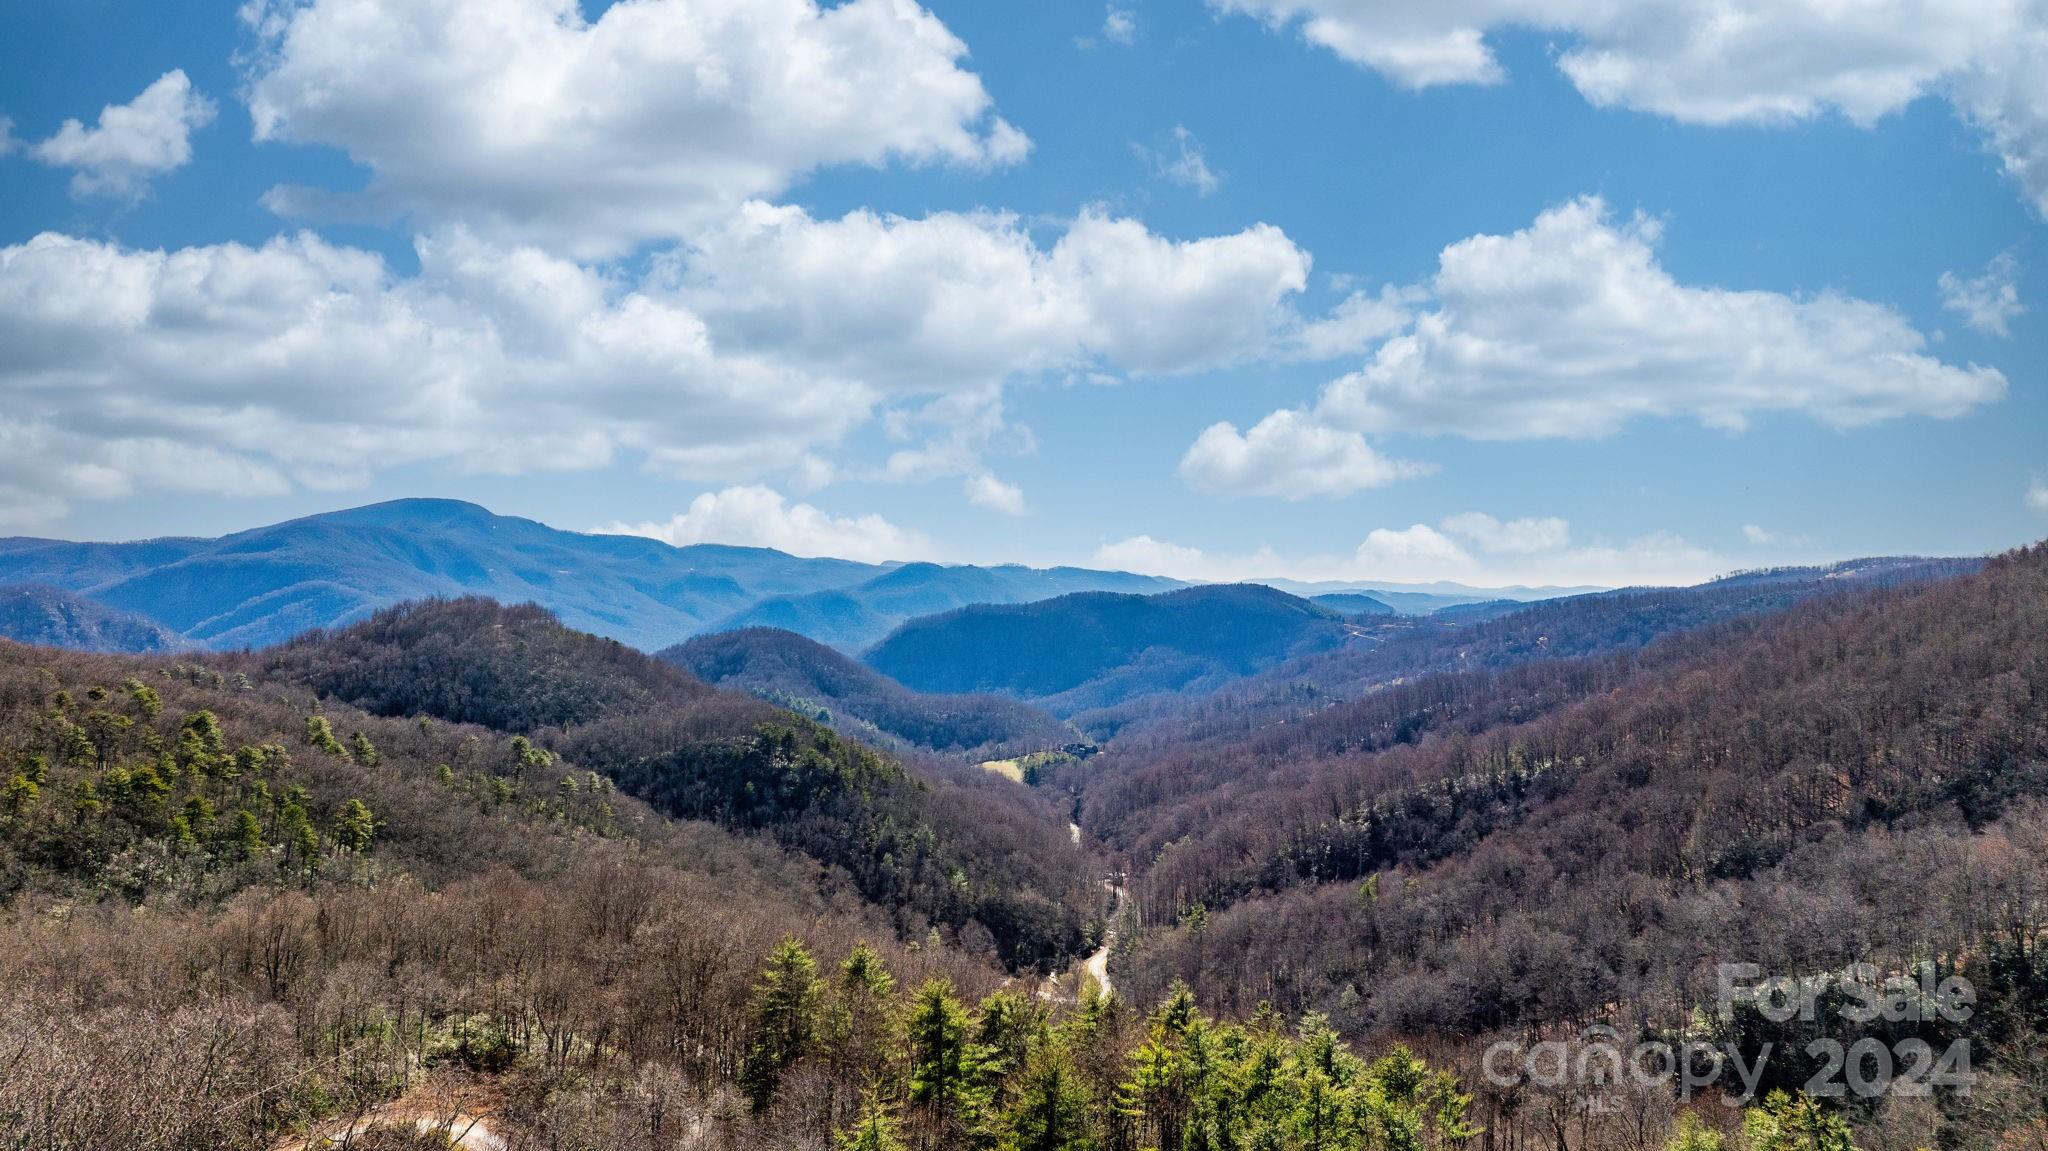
0,499 -> 1182,653
712,561 -> 1186,651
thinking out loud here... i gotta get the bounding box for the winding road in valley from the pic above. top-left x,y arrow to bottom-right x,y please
1082,878 -> 1123,999
1054,821 -> 1125,1001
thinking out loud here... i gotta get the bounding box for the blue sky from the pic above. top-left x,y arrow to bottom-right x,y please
1,0 -> 2043,587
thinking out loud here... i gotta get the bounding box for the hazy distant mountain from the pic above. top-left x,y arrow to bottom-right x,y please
1309,592 -> 1396,617
0,584 -> 187,653
0,499 -> 891,651
665,627 -> 1074,758
866,584 -> 1346,708
0,500 -> 1182,654
1264,577 -> 1606,615
708,561 -> 1183,651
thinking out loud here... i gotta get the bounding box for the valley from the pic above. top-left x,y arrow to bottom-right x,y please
0,505 -> 2041,1151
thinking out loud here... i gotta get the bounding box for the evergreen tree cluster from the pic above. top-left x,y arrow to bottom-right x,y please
734,933 -> 1482,1151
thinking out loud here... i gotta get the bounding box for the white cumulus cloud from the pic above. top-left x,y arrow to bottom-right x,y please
1211,0 -> 2048,217
1440,511 -> 1570,554
1314,196 -> 2004,440
1189,197 -> 2000,500
29,70 -> 215,198
964,474 -> 1028,515
1939,252 -> 2026,337
0,229 -> 872,521
2029,480 -> 2048,515
1094,513 -> 1722,587
594,486 -> 929,563
1092,535 -> 1293,583
675,202 -> 1313,385
1353,524 -> 1472,574
1948,22 -> 2048,218
1741,524 -> 1816,548
1179,408 -> 1429,499
242,0 -> 1029,256
0,194 -> 1322,524
1289,285 -> 1424,360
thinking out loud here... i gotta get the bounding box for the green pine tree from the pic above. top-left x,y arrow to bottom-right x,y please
231,809 -> 265,860
332,798 -> 377,852
1743,1091 -> 1855,1151
741,937 -> 824,1112
1005,1038 -> 1094,1151
176,711 -> 225,776
906,978 -> 995,1149
278,801 -> 320,869
348,731 -> 379,767
305,715 -> 346,757
842,1091 -> 909,1151
1668,1112 -> 1726,1151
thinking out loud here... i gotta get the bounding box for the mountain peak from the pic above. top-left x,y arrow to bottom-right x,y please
295,497 -> 508,530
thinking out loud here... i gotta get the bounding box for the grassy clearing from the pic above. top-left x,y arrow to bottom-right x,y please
978,758 -> 1026,783
977,747 -> 1093,784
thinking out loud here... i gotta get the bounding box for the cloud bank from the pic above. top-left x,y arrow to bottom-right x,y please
594,485 -> 929,563
1213,0 -> 2048,217
1096,512 -> 1724,587
243,0 -> 1030,256
1189,197 -> 2004,498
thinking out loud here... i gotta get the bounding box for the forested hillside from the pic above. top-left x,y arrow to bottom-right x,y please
666,627 -> 1076,759
0,626 -> 1507,1146
1075,545 -> 2048,1151
0,605 -> 1484,1151
0,633 -> 995,1145
0,583 -> 187,653
3,547 -> 2035,1151
241,598 -> 1099,970
1309,593 -> 1397,617
866,584 -> 1347,710
1075,555 -> 1978,747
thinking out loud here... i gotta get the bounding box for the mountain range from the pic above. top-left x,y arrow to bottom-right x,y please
0,499 -> 1610,656
0,499 -> 1175,653
700,560 -> 1182,651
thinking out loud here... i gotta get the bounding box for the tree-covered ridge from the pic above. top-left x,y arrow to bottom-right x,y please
0,583 -> 189,654
260,596 -> 731,731
0,638 -> 862,907
244,597 -> 1100,971
1104,545 -> 2048,933
0,636 -> 1021,1148
866,584 -> 1347,706
1078,555 -> 1978,749
1075,546 -> 2048,1149
708,561 -> 1186,654
666,626 -> 1076,759
5,542 -> 2039,1149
